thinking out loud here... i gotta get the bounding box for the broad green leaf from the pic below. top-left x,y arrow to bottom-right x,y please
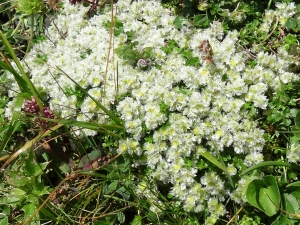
5,171 -> 31,186
246,179 -> 266,212
272,214 -> 295,225
11,188 -> 26,196
130,215 -> 142,225
107,181 -> 118,194
125,49 -> 139,60
116,186 -> 131,200
284,193 -> 300,218
286,18 -> 298,30
24,150 -> 44,176
59,162 -> 71,174
117,212 -> 125,223
23,202 -> 40,222
173,16 -> 187,29
260,176 -> 281,216
194,14 -> 209,27
246,176 -> 280,216
32,182 -> 49,196
0,217 -> 8,225
287,181 -> 300,188
295,111 -> 300,128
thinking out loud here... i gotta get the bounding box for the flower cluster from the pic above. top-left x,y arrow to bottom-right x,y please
24,96 -> 57,130
3,0 -> 299,223
287,141 -> 300,163
260,2 -> 297,33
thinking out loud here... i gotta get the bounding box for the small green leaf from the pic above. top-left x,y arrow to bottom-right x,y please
131,215 -> 142,225
173,16 -> 187,29
283,118 -> 292,126
11,188 -> 26,196
200,152 -> 229,175
117,212 -> 125,223
286,18 -> 298,30
59,162 -> 71,174
0,217 -> 8,225
295,111 -> 300,127
32,182 -> 49,196
5,171 -> 31,186
24,151 -> 44,176
23,202 -> 40,222
287,181 -> 300,188
297,4 -> 300,13
271,214 -> 295,225
194,14 -> 209,28
107,181 -> 118,194
116,186 -> 131,200
125,49 -> 139,60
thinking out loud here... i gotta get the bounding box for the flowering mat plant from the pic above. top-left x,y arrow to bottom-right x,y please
1,0 -> 300,224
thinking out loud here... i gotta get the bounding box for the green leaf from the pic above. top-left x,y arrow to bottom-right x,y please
173,16 -> 187,29
0,217 -> 8,225
200,152 -> 229,175
246,180 -> 266,211
194,14 -> 209,28
284,34 -> 297,46
11,188 -> 26,196
286,18 -> 298,30
59,162 -> 71,174
284,193 -> 300,218
23,202 -> 40,222
287,181 -> 300,188
116,186 -> 131,200
295,111 -> 300,127
32,182 -> 49,196
272,214 -> 295,225
246,175 -> 280,217
130,215 -> 142,225
241,161 -> 300,176
5,171 -> 31,186
107,181 -> 118,194
117,212 -> 125,223
24,150 -> 44,176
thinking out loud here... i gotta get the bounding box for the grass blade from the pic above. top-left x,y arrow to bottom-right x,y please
241,161 -> 300,176
56,67 -> 123,126
0,30 -> 43,109
200,151 -> 229,175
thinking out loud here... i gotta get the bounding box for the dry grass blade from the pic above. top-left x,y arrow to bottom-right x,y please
0,123 -> 64,170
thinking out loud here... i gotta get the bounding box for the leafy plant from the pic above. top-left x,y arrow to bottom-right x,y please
0,149 -> 50,223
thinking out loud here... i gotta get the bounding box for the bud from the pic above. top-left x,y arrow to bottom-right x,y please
14,0 -> 45,15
